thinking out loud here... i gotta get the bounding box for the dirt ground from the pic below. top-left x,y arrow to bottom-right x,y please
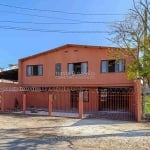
0,114 -> 149,150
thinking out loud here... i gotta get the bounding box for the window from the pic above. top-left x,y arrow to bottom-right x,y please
26,65 -> 43,76
101,61 -> 108,73
115,59 -> 125,72
55,63 -> 61,76
68,62 -> 88,75
101,59 -> 125,73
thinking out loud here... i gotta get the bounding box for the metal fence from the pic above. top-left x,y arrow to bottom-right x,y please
0,86 -> 137,121
85,87 -> 136,121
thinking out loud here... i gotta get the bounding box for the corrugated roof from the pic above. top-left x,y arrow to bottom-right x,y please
0,68 -> 18,81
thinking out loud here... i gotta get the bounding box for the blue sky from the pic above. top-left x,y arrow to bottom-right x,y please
0,0 -> 134,68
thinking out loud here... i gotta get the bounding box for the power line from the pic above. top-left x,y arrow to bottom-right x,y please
0,20 -> 122,25
0,10 -> 124,23
0,3 -> 128,16
0,25 -> 109,33
0,25 -> 62,32
0,10 -> 80,22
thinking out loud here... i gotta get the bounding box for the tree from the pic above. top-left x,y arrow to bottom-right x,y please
109,0 -> 150,87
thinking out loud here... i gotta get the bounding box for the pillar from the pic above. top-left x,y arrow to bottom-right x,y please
23,93 -> 26,114
79,91 -> 83,119
135,79 -> 142,122
48,93 -> 53,116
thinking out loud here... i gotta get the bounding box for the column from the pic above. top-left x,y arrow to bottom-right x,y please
48,93 -> 53,116
79,91 -> 83,119
23,93 -> 26,114
135,79 -> 142,122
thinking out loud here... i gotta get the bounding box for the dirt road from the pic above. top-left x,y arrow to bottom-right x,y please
0,114 -> 149,150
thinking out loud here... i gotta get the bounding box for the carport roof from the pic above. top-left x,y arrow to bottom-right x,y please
0,68 -> 18,82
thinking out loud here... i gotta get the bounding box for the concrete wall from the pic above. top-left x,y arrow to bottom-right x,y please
4,92 -> 23,110
26,92 -> 49,109
0,82 -> 22,111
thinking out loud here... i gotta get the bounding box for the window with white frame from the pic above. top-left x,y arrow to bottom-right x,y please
68,62 -> 88,75
26,65 -> 43,76
101,59 -> 125,73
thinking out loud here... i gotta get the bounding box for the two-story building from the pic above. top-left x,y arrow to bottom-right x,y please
17,44 -> 141,121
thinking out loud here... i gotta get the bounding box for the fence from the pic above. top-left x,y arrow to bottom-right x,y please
0,83 -> 142,121
83,88 -> 136,121
0,89 -> 83,118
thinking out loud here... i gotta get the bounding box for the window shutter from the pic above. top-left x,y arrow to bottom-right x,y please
38,65 -> 43,75
119,60 -> 125,72
81,62 -> 88,74
68,64 -> 73,75
27,66 -> 32,76
101,61 -> 108,73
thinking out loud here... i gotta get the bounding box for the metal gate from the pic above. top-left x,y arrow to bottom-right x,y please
97,87 -> 135,121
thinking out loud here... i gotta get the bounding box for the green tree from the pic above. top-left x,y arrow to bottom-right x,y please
110,0 -> 150,87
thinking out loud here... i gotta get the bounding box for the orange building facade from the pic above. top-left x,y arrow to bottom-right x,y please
19,44 -> 133,87
16,44 -> 142,121
0,44 -> 142,121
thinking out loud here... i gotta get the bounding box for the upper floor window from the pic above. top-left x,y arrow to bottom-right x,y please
68,62 -> 88,75
101,59 -> 125,73
26,65 -> 43,76
55,63 -> 61,76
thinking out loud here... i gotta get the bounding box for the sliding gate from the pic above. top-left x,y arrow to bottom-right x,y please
98,87 -> 135,121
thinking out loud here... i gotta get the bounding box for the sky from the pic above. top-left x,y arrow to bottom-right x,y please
0,0 -> 134,68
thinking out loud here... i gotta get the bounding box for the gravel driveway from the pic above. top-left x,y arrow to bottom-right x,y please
0,114 -> 149,150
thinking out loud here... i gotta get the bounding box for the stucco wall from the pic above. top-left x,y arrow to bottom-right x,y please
19,45 -> 134,87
